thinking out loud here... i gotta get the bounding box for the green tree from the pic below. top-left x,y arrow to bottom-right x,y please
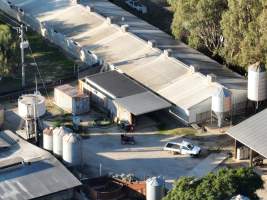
163,168 -> 263,200
168,0 -> 227,55
0,24 -> 18,76
258,1 -> 267,65
220,0 -> 264,68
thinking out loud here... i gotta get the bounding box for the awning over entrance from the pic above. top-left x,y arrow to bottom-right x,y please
227,109 -> 267,158
115,91 -> 171,116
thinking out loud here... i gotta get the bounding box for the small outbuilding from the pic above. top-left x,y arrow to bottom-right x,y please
79,71 -> 171,124
54,84 -> 90,115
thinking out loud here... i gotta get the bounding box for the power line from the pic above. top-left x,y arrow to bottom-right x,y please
0,11 -> 49,99
26,41 -> 50,99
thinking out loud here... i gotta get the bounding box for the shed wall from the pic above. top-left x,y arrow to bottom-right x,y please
72,96 -> 90,115
189,98 -> 212,123
80,81 -> 132,123
54,88 -> 73,113
115,102 -> 133,124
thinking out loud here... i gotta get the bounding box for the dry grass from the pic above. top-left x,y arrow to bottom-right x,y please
159,127 -> 197,136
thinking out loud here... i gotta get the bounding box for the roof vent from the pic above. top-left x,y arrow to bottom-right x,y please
164,49 -> 172,57
207,73 -> 217,83
106,17 -> 114,25
189,65 -> 198,73
148,40 -> 157,48
121,24 -> 129,32
86,5 -> 94,12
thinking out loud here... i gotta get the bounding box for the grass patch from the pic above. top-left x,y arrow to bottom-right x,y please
0,24 -> 75,93
158,127 -> 197,136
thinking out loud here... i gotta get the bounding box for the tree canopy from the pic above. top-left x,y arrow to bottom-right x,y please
163,168 -> 263,200
220,0 -> 265,68
168,0 -> 227,55
169,0 -> 267,70
0,23 -> 18,76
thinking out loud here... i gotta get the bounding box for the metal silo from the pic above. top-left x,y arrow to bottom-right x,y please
43,127 -> 53,151
248,62 -> 267,104
146,176 -> 165,200
53,126 -> 70,157
212,87 -> 231,127
62,133 -> 82,167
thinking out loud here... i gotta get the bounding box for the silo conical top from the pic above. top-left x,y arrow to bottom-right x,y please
63,133 -> 81,143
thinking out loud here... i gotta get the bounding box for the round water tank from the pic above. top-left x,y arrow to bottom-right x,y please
62,133 -> 82,167
146,176 -> 165,200
248,62 -> 267,101
43,127 -> 53,151
18,93 -> 46,118
53,126 -> 71,156
212,87 -> 231,113
0,105 -> 4,128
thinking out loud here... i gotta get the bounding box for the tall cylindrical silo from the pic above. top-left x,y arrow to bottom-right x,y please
247,62 -> 267,102
53,126 -> 70,157
212,87 -> 231,127
146,176 -> 165,200
62,133 -> 82,167
43,127 -> 53,151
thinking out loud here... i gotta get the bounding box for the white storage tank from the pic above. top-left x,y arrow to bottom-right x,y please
212,87 -> 231,127
0,105 -> 4,128
43,127 -> 53,151
18,93 -> 46,118
62,133 -> 82,167
53,126 -> 71,156
212,87 -> 231,113
248,62 -> 267,102
146,176 -> 165,200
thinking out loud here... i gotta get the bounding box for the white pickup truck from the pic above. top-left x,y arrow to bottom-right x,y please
163,141 -> 201,156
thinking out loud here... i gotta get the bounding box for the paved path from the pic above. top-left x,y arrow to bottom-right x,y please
186,153 -> 228,178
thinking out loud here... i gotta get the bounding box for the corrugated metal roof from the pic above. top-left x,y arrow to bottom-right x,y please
227,109 -> 267,158
84,0 -> 247,91
158,73 -> 218,109
115,92 -> 171,116
4,0 -> 247,113
86,71 -> 146,98
55,84 -> 87,98
0,130 -> 81,200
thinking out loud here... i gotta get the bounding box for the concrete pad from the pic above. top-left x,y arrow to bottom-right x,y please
82,130 -> 204,189
186,153 -> 228,178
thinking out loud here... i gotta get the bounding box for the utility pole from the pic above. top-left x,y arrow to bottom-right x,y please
18,24 -> 28,88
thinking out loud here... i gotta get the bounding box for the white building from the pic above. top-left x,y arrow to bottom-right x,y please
0,0 -> 248,124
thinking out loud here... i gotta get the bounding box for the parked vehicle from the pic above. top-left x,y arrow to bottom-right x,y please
121,134 -> 135,145
163,141 -> 201,156
125,0 -> 148,14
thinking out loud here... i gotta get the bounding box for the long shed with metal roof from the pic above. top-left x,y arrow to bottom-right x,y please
0,0 -> 248,124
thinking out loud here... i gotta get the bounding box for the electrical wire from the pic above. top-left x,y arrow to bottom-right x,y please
0,11 -> 52,103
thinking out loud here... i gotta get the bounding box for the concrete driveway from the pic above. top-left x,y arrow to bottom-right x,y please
82,128 -> 204,188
